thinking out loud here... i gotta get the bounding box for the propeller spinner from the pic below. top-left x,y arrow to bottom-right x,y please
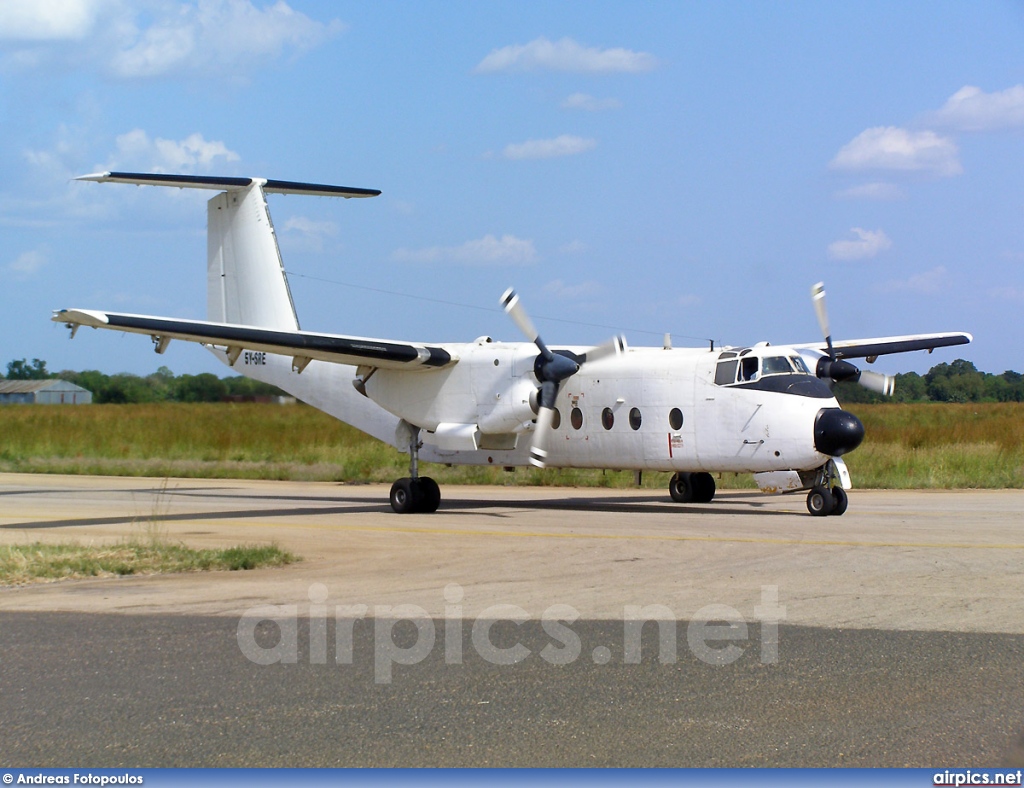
811,282 -> 894,396
500,288 -> 625,467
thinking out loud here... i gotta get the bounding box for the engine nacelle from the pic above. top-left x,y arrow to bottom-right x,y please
476,377 -> 539,434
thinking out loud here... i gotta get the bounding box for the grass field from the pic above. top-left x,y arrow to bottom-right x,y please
1,401 -> 1022,489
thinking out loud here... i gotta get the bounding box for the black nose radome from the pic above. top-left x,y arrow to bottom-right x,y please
814,408 -> 865,457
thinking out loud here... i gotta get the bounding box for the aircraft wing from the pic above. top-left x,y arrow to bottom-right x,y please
793,332 -> 973,360
52,309 -> 456,370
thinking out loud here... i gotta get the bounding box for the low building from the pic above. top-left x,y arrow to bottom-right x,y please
0,380 -> 93,405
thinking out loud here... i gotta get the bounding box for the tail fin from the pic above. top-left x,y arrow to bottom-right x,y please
206,182 -> 299,329
75,172 -> 380,330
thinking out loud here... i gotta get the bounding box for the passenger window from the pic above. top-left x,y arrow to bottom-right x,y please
715,360 -> 738,385
601,407 -> 614,430
740,357 -> 759,381
669,408 -> 683,430
571,407 -> 583,430
551,408 -> 561,430
629,407 -> 642,431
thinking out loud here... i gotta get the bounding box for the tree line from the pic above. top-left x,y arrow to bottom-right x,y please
3,359 -> 285,403
835,359 -> 1022,403
5,356 -> 1023,405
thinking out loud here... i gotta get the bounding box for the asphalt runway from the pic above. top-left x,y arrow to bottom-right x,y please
2,473 -> 1024,766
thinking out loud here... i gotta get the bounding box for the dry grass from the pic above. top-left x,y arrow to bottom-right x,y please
0,540 -> 298,586
1,401 -> 1021,489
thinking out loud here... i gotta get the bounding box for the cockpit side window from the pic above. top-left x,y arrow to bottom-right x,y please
790,356 -> 810,374
740,356 -> 759,381
715,359 -> 739,385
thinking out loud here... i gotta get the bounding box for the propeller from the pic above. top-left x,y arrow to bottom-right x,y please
810,282 -> 894,396
500,288 -> 625,467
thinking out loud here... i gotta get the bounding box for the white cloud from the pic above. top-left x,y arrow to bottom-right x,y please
1,1 -> 343,78
393,235 -> 537,266
111,0 -> 344,78
280,216 -> 338,252
989,285 -> 1024,303
476,36 -> 656,74
282,216 -> 337,236
0,0 -> 100,41
561,92 -> 622,111
111,129 -> 240,172
827,228 -> 892,261
542,279 -> 603,299
502,135 -> 597,160
6,248 -> 47,279
558,240 -> 587,255
931,85 -> 1024,132
881,266 -> 948,295
830,126 -> 961,177
835,182 -> 905,201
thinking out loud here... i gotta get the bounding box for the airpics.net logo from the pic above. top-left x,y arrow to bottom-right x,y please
236,583 -> 786,684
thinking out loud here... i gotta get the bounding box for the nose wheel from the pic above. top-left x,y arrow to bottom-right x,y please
806,460 -> 849,516
806,459 -> 849,516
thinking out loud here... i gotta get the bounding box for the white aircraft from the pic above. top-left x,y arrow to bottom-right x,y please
54,173 -> 971,516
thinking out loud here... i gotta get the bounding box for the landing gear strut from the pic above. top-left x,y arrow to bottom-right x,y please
668,471 -> 716,504
390,420 -> 441,514
805,461 -> 848,517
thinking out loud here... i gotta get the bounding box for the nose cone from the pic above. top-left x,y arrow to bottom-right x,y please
814,408 -> 865,457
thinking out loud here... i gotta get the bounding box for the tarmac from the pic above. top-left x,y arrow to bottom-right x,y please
2,473 -> 1023,766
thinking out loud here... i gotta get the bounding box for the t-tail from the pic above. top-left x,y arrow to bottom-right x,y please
74,172 -> 380,330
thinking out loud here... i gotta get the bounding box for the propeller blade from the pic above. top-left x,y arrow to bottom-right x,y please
857,369 -> 895,397
810,281 -> 895,396
500,288 -> 539,343
811,281 -> 835,360
581,334 -> 627,365
529,403 -> 556,468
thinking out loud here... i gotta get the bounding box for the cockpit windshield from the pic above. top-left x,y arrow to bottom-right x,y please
789,355 -> 810,374
762,356 -> 793,376
714,351 -> 813,386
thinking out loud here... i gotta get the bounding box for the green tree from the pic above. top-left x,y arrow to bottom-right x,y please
172,373 -> 228,402
925,359 -> 986,402
892,371 -> 927,402
6,358 -> 51,380
97,374 -> 161,404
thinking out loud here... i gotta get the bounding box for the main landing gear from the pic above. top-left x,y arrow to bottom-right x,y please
390,421 -> 440,514
668,471 -> 716,504
805,461 -> 848,517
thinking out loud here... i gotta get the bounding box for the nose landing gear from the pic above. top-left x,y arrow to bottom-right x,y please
806,460 -> 849,517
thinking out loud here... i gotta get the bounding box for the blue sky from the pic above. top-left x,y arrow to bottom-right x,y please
2,1 -> 1022,378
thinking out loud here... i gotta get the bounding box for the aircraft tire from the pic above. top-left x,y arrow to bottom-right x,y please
830,486 -> 848,516
693,472 -> 716,503
416,477 -> 441,513
389,478 -> 420,514
806,485 -> 834,517
669,472 -> 694,503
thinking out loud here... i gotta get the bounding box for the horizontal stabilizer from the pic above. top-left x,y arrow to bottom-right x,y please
53,309 -> 455,370
75,172 -> 380,198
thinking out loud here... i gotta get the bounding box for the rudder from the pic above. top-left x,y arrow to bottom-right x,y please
206,182 -> 299,330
